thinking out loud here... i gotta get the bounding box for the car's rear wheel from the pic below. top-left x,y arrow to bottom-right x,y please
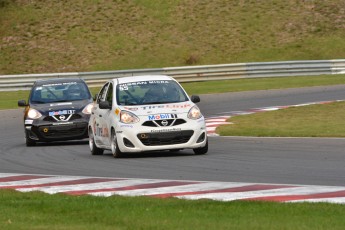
111,130 -> 125,158
89,127 -> 103,155
193,139 -> 208,155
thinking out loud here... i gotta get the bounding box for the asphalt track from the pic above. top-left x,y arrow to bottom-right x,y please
1,85 -> 345,188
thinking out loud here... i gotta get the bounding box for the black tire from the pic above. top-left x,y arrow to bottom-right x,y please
193,139 -> 208,155
25,136 -> 36,147
169,149 -> 181,153
111,130 -> 125,158
89,128 -> 103,155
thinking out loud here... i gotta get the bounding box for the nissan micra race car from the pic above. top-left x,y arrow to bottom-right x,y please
89,75 -> 208,158
18,78 -> 93,146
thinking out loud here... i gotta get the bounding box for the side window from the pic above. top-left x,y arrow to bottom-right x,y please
105,83 -> 113,104
97,83 -> 109,104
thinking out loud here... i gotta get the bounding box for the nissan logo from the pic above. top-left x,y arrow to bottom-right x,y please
161,120 -> 168,126
59,115 -> 66,121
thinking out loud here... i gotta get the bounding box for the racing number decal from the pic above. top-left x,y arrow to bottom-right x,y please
95,126 -> 109,138
93,118 -> 108,138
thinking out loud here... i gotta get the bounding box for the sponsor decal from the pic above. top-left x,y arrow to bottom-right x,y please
49,102 -> 73,106
148,80 -> 169,84
49,110 -> 75,116
148,114 -> 177,120
119,81 -> 169,91
25,120 -> 34,125
92,119 -> 96,134
52,122 -> 73,126
123,106 -> 138,111
42,82 -> 77,87
150,128 -> 181,133
96,126 -> 109,137
197,118 -> 205,123
119,85 -> 129,91
140,103 -> 192,110
120,124 -> 134,128
119,81 -> 148,91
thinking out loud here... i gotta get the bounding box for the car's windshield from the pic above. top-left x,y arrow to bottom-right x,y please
116,80 -> 189,106
30,81 -> 91,103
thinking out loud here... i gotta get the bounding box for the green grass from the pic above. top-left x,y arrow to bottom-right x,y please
2,74 -> 345,110
1,189 -> 345,230
1,1 -> 345,74
217,101 -> 345,137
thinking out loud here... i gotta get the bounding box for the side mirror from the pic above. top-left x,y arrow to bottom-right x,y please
99,101 -> 112,110
190,95 -> 200,103
93,93 -> 98,101
18,100 -> 28,107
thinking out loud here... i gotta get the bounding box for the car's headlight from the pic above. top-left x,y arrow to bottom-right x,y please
27,108 -> 42,119
188,106 -> 202,120
82,103 -> 94,114
120,111 -> 139,124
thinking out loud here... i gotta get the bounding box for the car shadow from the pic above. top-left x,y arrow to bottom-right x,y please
33,140 -> 89,147
102,150 -> 197,159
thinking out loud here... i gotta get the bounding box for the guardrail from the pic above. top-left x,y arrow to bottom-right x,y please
1,59 -> 345,91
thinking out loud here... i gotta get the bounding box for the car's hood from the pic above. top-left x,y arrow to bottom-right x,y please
31,99 -> 92,115
117,102 -> 195,116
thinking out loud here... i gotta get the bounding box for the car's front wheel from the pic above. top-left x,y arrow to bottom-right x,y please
25,135 -> 36,147
193,139 -> 208,155
111,130 -> 125,158
89,127 -> 103,155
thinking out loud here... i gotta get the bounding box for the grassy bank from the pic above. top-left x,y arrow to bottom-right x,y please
1,189 -> 345,230
1,1 -> 345,74
217,101 -> 345,137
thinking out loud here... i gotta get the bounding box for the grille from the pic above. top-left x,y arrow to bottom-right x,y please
137,130 -> 194,146
38,123 -> 87,139
43,114 -> 83,122
142,119 -> 186,127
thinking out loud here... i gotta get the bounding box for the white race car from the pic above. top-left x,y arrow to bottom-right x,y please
88,75 -> 208,158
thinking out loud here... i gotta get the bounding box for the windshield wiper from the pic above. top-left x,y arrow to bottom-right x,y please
140,102 -> 165,105
31,100 -> 46,104
52,100 -> 70,103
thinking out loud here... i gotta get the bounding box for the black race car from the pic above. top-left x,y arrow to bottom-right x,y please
18,78 -> 93,146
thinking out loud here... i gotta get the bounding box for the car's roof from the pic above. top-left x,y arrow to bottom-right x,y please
115,75 -> 174,84
34,78 -> 85,86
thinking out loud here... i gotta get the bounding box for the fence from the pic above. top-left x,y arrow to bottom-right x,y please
1,59 -> 345,91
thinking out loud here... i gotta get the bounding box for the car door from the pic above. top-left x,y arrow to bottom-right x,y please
97,82 -> 114,147
92,83 -> 109,146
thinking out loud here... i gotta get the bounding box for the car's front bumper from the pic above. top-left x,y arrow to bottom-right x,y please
116,118 -> 207,153
25,119 -> 89,142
